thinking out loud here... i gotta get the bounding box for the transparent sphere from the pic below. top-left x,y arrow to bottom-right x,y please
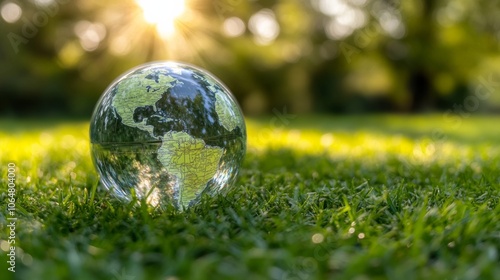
90,62 -> 246,209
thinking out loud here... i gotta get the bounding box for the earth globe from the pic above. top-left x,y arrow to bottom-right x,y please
90,61 -> 246,209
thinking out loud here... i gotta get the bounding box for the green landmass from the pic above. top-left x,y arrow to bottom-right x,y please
112,72 -> 177,137
197,73 -> 239,131
157,131 -> 223,207
215,92 -> 239,131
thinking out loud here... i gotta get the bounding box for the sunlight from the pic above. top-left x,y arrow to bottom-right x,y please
135,0 -> 186,38
1,2 -> 22,23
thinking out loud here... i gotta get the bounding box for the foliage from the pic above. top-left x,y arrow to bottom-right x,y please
1,0 -> 500,116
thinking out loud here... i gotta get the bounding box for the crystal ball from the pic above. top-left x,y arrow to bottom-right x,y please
90,62 -> 246,209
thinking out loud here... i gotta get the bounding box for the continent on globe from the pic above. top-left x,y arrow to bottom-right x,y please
194,73 -> 239,131
215,92 -> 239,131
157,131 -> 223,207
112,72 -> 178,137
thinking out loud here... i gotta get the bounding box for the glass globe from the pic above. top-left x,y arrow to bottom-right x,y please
90,62 -> 246,209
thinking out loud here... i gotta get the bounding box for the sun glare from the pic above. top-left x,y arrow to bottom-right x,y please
135,0 -> 186,37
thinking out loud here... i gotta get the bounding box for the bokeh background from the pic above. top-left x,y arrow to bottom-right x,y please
1,0 -> 500,117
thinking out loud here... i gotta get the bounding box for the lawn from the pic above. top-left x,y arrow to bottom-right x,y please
1,115 -> 499,280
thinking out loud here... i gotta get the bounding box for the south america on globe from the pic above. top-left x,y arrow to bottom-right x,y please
90,62 -> 246,209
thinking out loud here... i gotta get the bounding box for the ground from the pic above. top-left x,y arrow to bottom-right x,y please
0,115 -> 499,280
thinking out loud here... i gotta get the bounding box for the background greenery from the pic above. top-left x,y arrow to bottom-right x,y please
1,0 -> 500,116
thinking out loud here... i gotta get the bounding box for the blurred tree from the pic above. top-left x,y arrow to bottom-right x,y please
0,0 -> 499,116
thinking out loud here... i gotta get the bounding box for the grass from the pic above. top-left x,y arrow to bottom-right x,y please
0,115 -> 499,280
